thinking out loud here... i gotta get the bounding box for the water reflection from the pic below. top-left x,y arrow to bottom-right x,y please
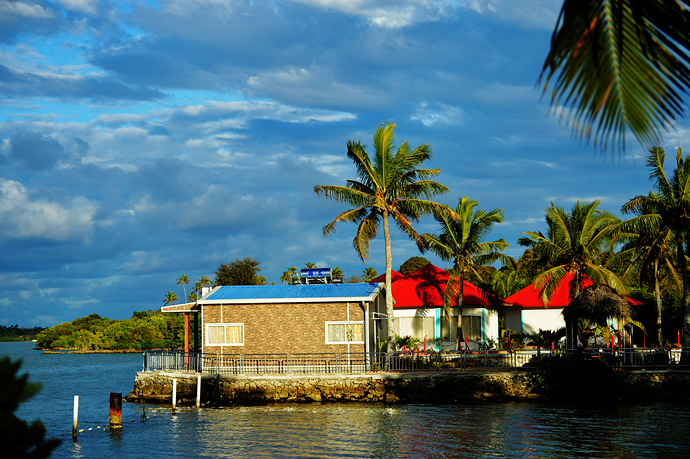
2,342 -> 690,459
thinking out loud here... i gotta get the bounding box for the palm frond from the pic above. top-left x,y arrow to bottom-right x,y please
540,0 -> 690,151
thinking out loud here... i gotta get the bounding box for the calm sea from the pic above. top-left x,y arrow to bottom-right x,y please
3,341 -> 690,458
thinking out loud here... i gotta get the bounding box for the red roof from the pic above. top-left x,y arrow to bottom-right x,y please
504,272 -> 640,307
390,264 -> 496,308
372,270 -> 404,283
504,272 -> 592,308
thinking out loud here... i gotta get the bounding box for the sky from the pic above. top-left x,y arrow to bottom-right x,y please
2,0 -> 689,327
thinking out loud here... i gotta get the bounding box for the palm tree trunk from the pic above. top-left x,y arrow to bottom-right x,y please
680,238 -> 690,364
455,279 -> 464,352
383,211 -> 395,358
654,259 -> 663,347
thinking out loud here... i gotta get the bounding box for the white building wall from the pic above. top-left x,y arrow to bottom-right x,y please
520,308 -> 566,335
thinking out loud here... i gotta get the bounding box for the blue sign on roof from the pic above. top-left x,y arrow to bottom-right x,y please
203,283 -> 381,302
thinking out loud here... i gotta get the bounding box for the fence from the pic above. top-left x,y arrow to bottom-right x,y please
141,347 -> 690,375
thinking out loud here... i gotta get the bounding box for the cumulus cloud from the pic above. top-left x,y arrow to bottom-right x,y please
0,179 -> 98,242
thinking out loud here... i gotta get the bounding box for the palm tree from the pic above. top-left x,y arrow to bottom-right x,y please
621,147 -> 690,353
195,276 -> 211,296
423,196 -> 512,350
187,292 -> 200,303
314,122 -> 448,356
331,266 -> 344,282
176,275 -> 189,301
619,194 -> 681,346
362,267 -> 378,282
492,269 -> 527,300
280,266 -> 298,285
518,200 -> 625,305
304,262 -> 317,269
164,291 -> 178,306
541,1 -> 690,151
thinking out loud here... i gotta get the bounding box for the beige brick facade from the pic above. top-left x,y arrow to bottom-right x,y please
202,301 -> 366,355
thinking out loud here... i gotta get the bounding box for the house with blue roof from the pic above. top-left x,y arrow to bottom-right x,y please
164,281 -> 385,359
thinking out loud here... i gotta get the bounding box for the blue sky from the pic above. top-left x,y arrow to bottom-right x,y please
2,0 -> 688,327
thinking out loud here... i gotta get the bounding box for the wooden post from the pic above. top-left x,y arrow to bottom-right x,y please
172,378 -> 177,411
72,395 -> 79,442
184,312 -> 190,370
109,392 -> 122,429
196,374 -> 201,409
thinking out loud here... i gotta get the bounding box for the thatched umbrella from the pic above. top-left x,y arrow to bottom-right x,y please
563,283 -> 633,349
563,283 -> 632,325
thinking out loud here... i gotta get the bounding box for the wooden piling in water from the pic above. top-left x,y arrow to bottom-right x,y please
172,378 -> 177,411
109,392 -> 122,429
196,374 -> 201,408
72,395 -> 79,442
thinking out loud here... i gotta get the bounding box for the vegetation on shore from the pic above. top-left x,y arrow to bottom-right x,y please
35,311 -> 185,351
0,325 -> 45,342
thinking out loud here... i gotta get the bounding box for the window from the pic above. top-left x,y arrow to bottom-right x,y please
326,322 -> 364,344
206,323 -> 244,346
441,316 -> 482,342
395,316 -> 436,341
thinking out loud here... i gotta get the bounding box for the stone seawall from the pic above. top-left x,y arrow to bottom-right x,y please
125,369 -> 690,405
125,370 -> 534,405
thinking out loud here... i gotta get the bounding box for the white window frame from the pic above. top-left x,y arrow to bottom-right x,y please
325,321 -> 365,344
205,323 -> 244,346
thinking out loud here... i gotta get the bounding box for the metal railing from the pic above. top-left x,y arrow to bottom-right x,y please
141,347 -> 690,375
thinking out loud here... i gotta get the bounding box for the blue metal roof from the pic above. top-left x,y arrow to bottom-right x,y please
202,283 -> 382,303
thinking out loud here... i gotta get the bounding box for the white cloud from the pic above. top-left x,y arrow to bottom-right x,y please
411,101 -> 463,127
54,0 -> 97,14
0,0 -> 54,19
461,0 -> 559,30
0,179 -> 97,242
290,0 -> 456,28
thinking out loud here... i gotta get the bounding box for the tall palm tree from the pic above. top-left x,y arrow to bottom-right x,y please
304,262 -> 317,269
518,200 -> 625,304
619,194 -> 681,346
541,1 -> 690,151
622,147 -> 690,353
423,196 -> 512,350
176,274 -> 189,301
164,291 -> 178,306
314,122 -> 448,355
195,276 -> 211,296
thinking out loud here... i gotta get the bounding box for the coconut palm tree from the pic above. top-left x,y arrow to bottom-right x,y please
331,266 -> 344,282
362,267 -> 378,282
541,1 -> 690,151
164,291 -> 178,306
280,266 -> 298,285
518,200 -> 625,304
314,122 -> 448,355
304,262 -> 317,269
176,275 -> 189,301
423,196 -> 512,350
622,147 -> 690,353
619,194 -> 681,346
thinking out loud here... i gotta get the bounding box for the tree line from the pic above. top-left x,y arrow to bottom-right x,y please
35,311 -> 184,351
0,325 -> 45,342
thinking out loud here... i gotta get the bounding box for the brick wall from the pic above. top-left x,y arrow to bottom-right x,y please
202,301 -> 365,355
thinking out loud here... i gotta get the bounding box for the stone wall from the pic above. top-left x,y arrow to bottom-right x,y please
125,370 -> 690,406
125,370 -> 537,405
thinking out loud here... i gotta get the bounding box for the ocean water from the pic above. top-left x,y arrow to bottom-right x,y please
3,341 -> 690,458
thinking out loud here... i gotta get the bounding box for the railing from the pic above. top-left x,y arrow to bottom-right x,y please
142,347 -> 690,375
